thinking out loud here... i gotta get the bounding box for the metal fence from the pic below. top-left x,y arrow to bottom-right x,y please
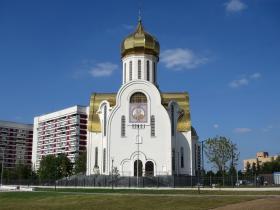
1,174 -> 279,188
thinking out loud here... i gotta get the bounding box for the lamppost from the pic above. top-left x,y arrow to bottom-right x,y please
0,146 -> 6,188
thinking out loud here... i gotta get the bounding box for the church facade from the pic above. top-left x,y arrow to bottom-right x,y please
86,20 -> 199,177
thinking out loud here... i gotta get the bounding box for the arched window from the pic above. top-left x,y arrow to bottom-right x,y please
151,115 -> 155,137
146,60 -> 150,81
171,105 -> 175,136
124,63 -> 126,83
129,61 -> 132,81
138,60 -> 141,79
153,62 -> 156,83
121,115 -> 126,137
172,149 -> 175,171
94,147 -> 98,167
180,147 -> 184,168
130,92 -> 147,103
103,148 -> 106,173
103,105 -> 107,136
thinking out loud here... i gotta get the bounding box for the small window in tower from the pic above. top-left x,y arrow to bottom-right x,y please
151,115 -> 155,136
138,60 -> 141,79
121,115 -> 126,137
103,148 -> 106,173
153,62 -> 156,83
103,105 -> 107,136
181,147 -> 184,168
124,63 -> 126,83
94,147 -> 98,168
147,60 -> 150,81
129,61 -> 132,81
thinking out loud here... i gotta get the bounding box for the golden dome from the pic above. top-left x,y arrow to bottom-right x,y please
121,20 -> 160,59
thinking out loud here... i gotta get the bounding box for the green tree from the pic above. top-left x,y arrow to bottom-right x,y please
245,161 -> 251,175
204,136 -> 239,173
56,153 -> 73,178
38,155 -> 57,180
73,152 -> 87,175
252,162 -> 257,175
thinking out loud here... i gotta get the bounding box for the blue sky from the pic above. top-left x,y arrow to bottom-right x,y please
0,0 -> 279,170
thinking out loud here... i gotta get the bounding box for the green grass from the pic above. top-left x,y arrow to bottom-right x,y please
0,191 -> 259,210
34,187 -> 280,195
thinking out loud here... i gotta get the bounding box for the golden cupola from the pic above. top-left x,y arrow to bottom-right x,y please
121,20 -> 160,59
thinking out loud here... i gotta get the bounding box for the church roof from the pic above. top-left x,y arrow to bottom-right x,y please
87,92 -> 191,133
121,20 -> 160,59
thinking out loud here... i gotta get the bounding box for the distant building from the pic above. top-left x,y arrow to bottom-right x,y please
32,105 -> 88,170
0,120 -> 33,168
243,151 -> 280,171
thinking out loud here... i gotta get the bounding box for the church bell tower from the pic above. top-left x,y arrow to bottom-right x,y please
121,19 -> 160,86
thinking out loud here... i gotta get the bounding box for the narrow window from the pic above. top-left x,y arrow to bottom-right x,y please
171,105 -> 175,136
121,115 -> 126,137
94,147 -> 98,167
103,105 -> 107,136
153,62 -> 156,83
129,61 -> 132,81
172,149 -> 175,171
151,115 -> 155,137
147,60 -> 150,81
124,63 -> 126,83
138,60 -> 141,79
103,148 -> 106,173
180,147 -> 184,168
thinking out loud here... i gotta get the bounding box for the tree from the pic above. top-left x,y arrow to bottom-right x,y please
245,162 -> 251,175
56,153 -> 73,178
38,154 -> 73,180
252,162 -> 257,175
73,152 -> 87,175
204,136 -> 239,173
38,155 -> 57,180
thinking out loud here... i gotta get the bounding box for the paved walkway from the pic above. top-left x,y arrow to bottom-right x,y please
212,196 -> 280,210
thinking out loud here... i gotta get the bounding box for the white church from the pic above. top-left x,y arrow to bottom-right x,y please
86,19 -> 200,177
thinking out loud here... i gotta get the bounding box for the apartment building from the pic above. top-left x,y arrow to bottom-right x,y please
32,105 -> 88,170
0,120 -> 33,168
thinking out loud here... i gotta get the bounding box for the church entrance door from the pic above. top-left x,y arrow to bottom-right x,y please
134,160 -> 143,177
145,161 -> 154,176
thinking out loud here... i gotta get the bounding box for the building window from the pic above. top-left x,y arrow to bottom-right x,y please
121,115 -> 126,137
103,105 -> 107,136
103,148 -> 106,173
171,105 -> 175,136
129,61 -> 132,81
180,147 -> 184,168
151,115 -> 155,136
172,149 -> 175,171
138,60 -> 141,79
94,147 -> 98,167
124,63 -> 126,83
147,60 -> 150,81
130,92 -> 147,103
153,62 -> 156,83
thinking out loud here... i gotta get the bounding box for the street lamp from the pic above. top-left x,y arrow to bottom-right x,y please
0,146 -> 6,188
111,157 -> 114,190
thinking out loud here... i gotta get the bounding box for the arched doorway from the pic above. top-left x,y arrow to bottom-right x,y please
145,161 -> 154,176
134,160 -> 143,177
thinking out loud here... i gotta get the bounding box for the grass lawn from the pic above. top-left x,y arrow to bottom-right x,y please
0,191 -> 260,210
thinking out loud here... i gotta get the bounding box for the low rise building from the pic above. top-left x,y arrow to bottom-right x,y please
0,120 -> 33,168
32,105 -> 88,170
243,151 -> 279,171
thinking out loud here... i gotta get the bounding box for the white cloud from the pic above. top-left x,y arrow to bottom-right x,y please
234,127 -> 252,133
225,0 -> 247,13
229,72 -> 261,88
213,124 -> 219,129
161,48 -> 208,70
229,78 -> 249,88
89,62 -> 118,77
250,72 -> 261,79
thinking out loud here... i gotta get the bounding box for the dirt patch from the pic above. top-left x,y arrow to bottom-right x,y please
212,196 -> 280,210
